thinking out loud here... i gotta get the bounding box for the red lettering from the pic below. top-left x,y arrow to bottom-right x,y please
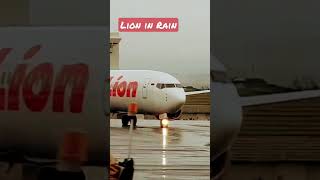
24,45 -> 41,60
0,48 -> 12,65
112,76 -> 123,97
127,81 -> 138,97
8,64 -> 27,111
112,83 -> 118,96
0,45 -> 92,114
22,63 -> 53,112
109,75 -> 138,98
117,81 -> 127,97
53,64 -> 89,113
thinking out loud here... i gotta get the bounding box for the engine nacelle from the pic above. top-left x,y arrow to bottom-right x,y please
211,151 -> 231,180
167,109 -> 182,120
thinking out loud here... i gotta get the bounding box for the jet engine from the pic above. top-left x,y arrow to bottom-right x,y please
167,109 -> 183,119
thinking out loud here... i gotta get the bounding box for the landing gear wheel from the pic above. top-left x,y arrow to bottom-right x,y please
160,119 -> 169,128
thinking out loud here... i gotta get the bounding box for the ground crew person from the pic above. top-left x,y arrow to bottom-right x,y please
110,153 -> 135,180
109,153 -> 122,179
109,103 -> 137,179
38,131 -> 87,180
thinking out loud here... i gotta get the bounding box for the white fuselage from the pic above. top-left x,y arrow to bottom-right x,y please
211,57 -> 242,161
212,81 -> 242,160
110,70 -> 186,116
0,27 -> 108,163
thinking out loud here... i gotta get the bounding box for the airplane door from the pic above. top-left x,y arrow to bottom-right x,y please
142,78 -> 151,99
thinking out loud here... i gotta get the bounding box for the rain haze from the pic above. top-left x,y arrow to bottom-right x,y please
111,0 -> 210,89
213,0 -> 320,88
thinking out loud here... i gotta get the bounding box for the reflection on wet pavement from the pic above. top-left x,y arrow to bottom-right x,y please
111,119 -> 210,180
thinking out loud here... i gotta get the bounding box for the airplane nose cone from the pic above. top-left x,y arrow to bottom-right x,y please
166,89 -> 186,112
178,92 -> 186,107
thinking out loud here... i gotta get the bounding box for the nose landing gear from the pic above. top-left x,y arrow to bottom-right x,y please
159,113 -> 169,128
160,119 -> 169,128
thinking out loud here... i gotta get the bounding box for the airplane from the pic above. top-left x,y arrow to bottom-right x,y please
110,69 -> 209,128
211,55 -> 320,180
0,27 -> 209,178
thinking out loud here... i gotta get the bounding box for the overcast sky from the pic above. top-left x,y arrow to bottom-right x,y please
111,0 -> 210,88
213,0 -> 320,88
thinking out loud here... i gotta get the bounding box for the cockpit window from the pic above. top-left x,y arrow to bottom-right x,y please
175,84 -> 183,88
156,83 -> 165,89
156,83 -> 183,89
165,84 -> 175,88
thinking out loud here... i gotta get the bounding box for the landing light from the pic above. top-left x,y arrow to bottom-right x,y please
161,119 -> 169,127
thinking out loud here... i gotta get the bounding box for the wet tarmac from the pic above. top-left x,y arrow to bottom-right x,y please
111,119 -> 210,180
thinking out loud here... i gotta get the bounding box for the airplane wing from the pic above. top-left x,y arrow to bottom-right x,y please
185,90 -> 210,96
240,89 -> 320,106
